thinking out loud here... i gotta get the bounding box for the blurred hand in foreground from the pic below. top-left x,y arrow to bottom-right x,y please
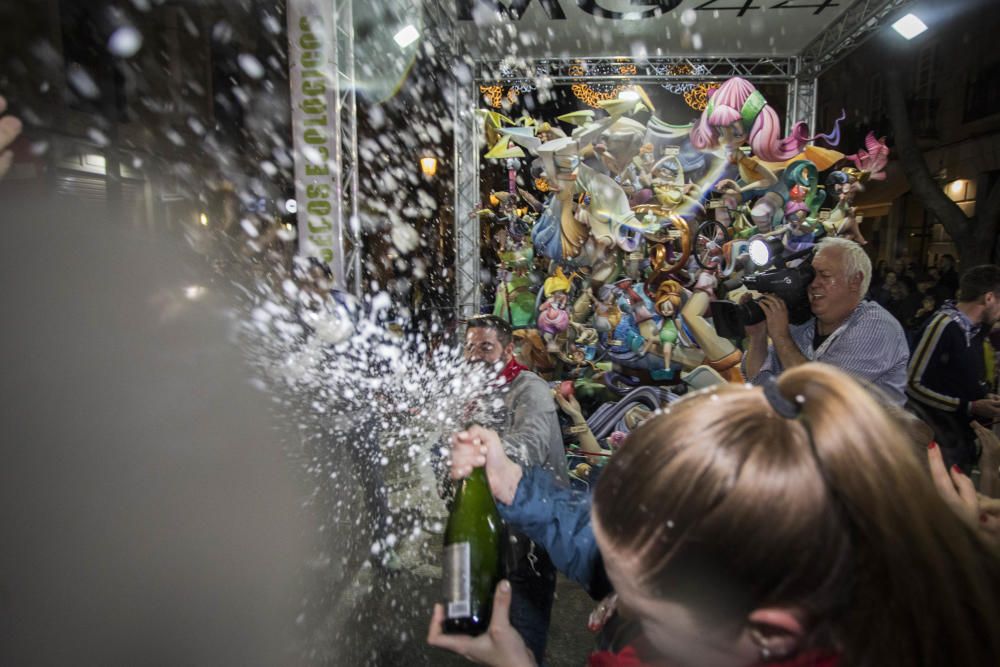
0,96 -> 23,179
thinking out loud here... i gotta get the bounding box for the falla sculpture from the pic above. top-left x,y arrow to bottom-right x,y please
473,75 -> 883,413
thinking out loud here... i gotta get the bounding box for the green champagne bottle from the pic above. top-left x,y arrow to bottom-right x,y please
442,466 -> 502,635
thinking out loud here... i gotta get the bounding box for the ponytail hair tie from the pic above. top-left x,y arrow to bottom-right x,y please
763,377 -> 801,419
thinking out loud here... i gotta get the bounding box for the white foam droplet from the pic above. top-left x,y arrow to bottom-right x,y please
238,53 -> 265,79
108,26 -> 143,57
86,128 -> 109,147
67,64 -> 100,99
390,222 -> 419,254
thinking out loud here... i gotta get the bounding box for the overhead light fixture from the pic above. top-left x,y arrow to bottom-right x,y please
892,13 -> 928,40
393,25 -> 419,48
199,212 -> 209,226
420,155 -> 438,177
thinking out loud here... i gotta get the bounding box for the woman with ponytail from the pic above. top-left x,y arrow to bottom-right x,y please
430,363 -> 1000,667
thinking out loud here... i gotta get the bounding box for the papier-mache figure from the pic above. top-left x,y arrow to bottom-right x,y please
493,234 -> 537,328
593,284 -> 622,336
616,279 -> 658,354
650,154 -> 703,216
713,179 -> 756,238
632,143 -> 657,188
653,280 -> 684,378
691,77 -> 841,188
782,200 -> 816,254
822,132 -> 890,245
538,266 -> 572,353
748,191 -> 785,235
822,170 -> 867,245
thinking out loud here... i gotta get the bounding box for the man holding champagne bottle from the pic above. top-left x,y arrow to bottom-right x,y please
436,315 -> 568,664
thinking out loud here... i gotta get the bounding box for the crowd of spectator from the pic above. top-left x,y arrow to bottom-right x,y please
870,254 -> 962,346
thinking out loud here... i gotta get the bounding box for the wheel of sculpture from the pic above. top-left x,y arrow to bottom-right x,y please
694,219 -> 730,272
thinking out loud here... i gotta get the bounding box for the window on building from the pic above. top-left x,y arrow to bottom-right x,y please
964,61 -> 1000,123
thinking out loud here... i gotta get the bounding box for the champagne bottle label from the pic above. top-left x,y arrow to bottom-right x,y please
443,541 -> 471,619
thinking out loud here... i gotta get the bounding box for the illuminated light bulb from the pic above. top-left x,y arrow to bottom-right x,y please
892,14 -> 928,40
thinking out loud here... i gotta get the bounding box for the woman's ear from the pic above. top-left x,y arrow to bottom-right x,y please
746,607 -> 807,661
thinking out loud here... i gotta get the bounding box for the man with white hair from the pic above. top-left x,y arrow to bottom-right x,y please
742,237 -> 910,404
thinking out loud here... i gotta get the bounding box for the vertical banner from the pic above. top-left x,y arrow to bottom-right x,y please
287,0 -> 343,283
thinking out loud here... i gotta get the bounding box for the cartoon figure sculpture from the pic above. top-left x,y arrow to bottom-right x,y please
822,132 -> 890,245
650,155 -> 703,216
748,191 -> 785,235
592,117 -> 648,178
692,267 -> 719,302
846,131 -> 890,180
713,179 -> 755,238
571,285 -> 595,323
493,233 -> 537,327
680,291 -> 744,382
538,267 -> 572,352
690,76 -> 841,169
593,284 -> 622,335
653,280 -> 684,376
614,279 -> 655,344
782,201 -> 816,253
632,143 -> 657,188
783,160 -> 823,216
824,169 -> 868,244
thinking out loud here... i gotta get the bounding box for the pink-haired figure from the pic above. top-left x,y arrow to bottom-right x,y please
691,78 -> 842,193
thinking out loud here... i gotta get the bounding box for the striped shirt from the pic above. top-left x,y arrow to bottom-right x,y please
744,300 -> 910,405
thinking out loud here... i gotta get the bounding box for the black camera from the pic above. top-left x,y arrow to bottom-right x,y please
710,261 -> 816,339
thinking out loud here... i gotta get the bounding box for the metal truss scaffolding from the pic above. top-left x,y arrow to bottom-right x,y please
332,0 -> 362,295
478,56 -> 798,84
799,0 -> 916,78
418,0 -> 483,322
453,80 -> 481,321
787,59 -> 818,133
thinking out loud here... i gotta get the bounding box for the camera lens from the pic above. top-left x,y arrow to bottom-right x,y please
741,298 -> 766,326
